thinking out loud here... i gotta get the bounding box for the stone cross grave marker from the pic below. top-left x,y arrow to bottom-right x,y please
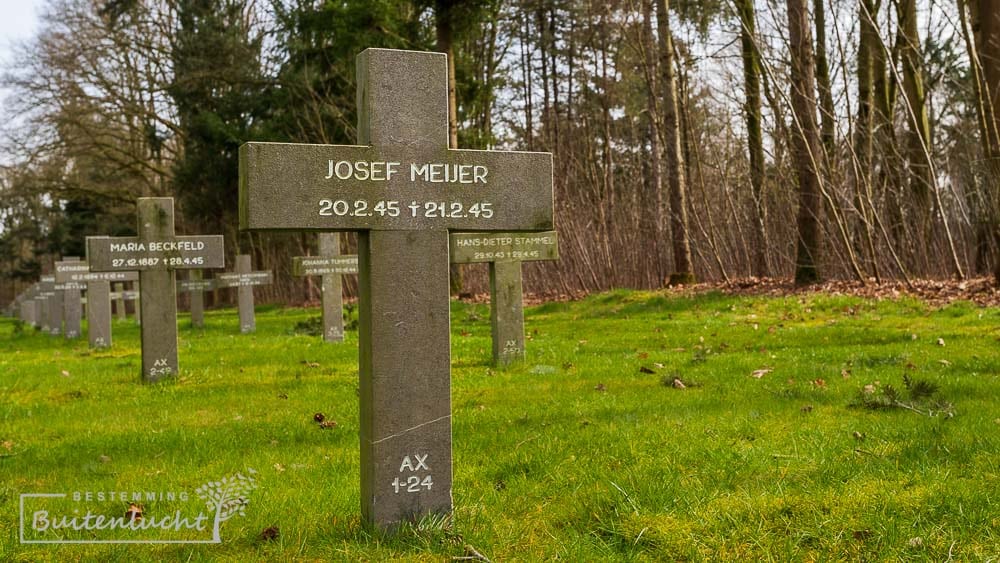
54,257 -> 84,339
214,254 -> 272,333
31,284 -> 44,330
178,271 -> 215,328
39,276 -> 62,336
20,296 -> 34,327
132,282 -> 142,326
450,231 -> 558,365
239,48 -> 554,527
19,285 -> 39,327
55,259 -> 138,348
112,283 -> 126,321
292,233 -> 358,342
87,198 -> 225,381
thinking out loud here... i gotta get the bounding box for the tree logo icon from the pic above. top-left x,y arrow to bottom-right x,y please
194,469 -> 258,542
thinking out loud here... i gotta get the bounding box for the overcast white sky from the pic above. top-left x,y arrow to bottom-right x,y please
0,0 -> 42,63
0,0 -> 42,164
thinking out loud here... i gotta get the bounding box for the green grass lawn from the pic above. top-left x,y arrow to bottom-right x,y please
1,290 -> 998,561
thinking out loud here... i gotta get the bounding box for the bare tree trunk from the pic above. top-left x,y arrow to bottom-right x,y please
814,0 -> 837,160
736,0 -> 770,277
972,0 -> 1000,283
642,0 -> 666,281
787,0 -> 824,285
521,10 -> 535,151
436,0 -> 464,294
656,0 -> 695,284
855,0 -> 882,281
896,0 -> 934,236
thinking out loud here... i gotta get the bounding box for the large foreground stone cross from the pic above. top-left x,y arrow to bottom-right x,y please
450,231 -> 558,365
55,259 -> 138,348
292,233 -> 358,342
215,254 -> 273,333
240,48 -> 554,527
87,198 -> 225,381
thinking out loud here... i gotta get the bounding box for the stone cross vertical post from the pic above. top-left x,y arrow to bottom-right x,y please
215,254 -> 272,334
292,233 -> 358,343
88,280 -> 112,347
20,299 -> 32,327
59,257 -> 84,339
87,198 -> 225,381
33,291 -> 44,330
177,270 -> 215,328
138,200 -> 174,377
320,234 -> 346,342
450,232 -> 558,365
44,277 -> 63,336
114,283 -> 126,321
239,48 -> 554,527
134,281 -> 142,326
236,255 -> 254,333
190,270 -> 205,327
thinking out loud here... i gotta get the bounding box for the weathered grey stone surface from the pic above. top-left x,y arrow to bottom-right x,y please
56,257 -> 84,339
87,198 -> 224,381
87,280 -> 112,348
136,200 -> 177,380
214,271 -> 272,287
113,283 -> 126,321
47,287 -> 63,336
21,300 -> 33,327
291,233 -> 355,342
358,228 -> 453,526
240,48 -> 554,528
215,255 -> 271,334
179,271 -> 214,328
33,293 -> 44,330
450,231 -> 558,365
236,254 -> 256,333
54,260 -> 138,283
87,235 -> 224,272
291,254 -> 358,276
449,231 -> 558,264
489,261 -> 525,365
56,258 -> 136,345
134,281 -> 142,326
319,234 -> 347,342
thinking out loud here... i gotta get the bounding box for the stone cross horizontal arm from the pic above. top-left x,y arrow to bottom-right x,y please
86,236 -> 225,272
450,231 -> 558,263
54,261 -> 139,283
292,255 -> 359,276
239,144 -> 553,232
178,279 -> 217,292
215,271 -> 273,288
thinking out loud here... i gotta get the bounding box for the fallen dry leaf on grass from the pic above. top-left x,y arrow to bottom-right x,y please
260,526 -> 280,542
751,368 -> 772,379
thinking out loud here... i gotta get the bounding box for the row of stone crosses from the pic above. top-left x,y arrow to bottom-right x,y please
8,219 -> 556,360
4,49 -> 555,529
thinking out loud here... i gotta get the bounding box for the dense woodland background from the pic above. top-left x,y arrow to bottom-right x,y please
1,0 -> 999,305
